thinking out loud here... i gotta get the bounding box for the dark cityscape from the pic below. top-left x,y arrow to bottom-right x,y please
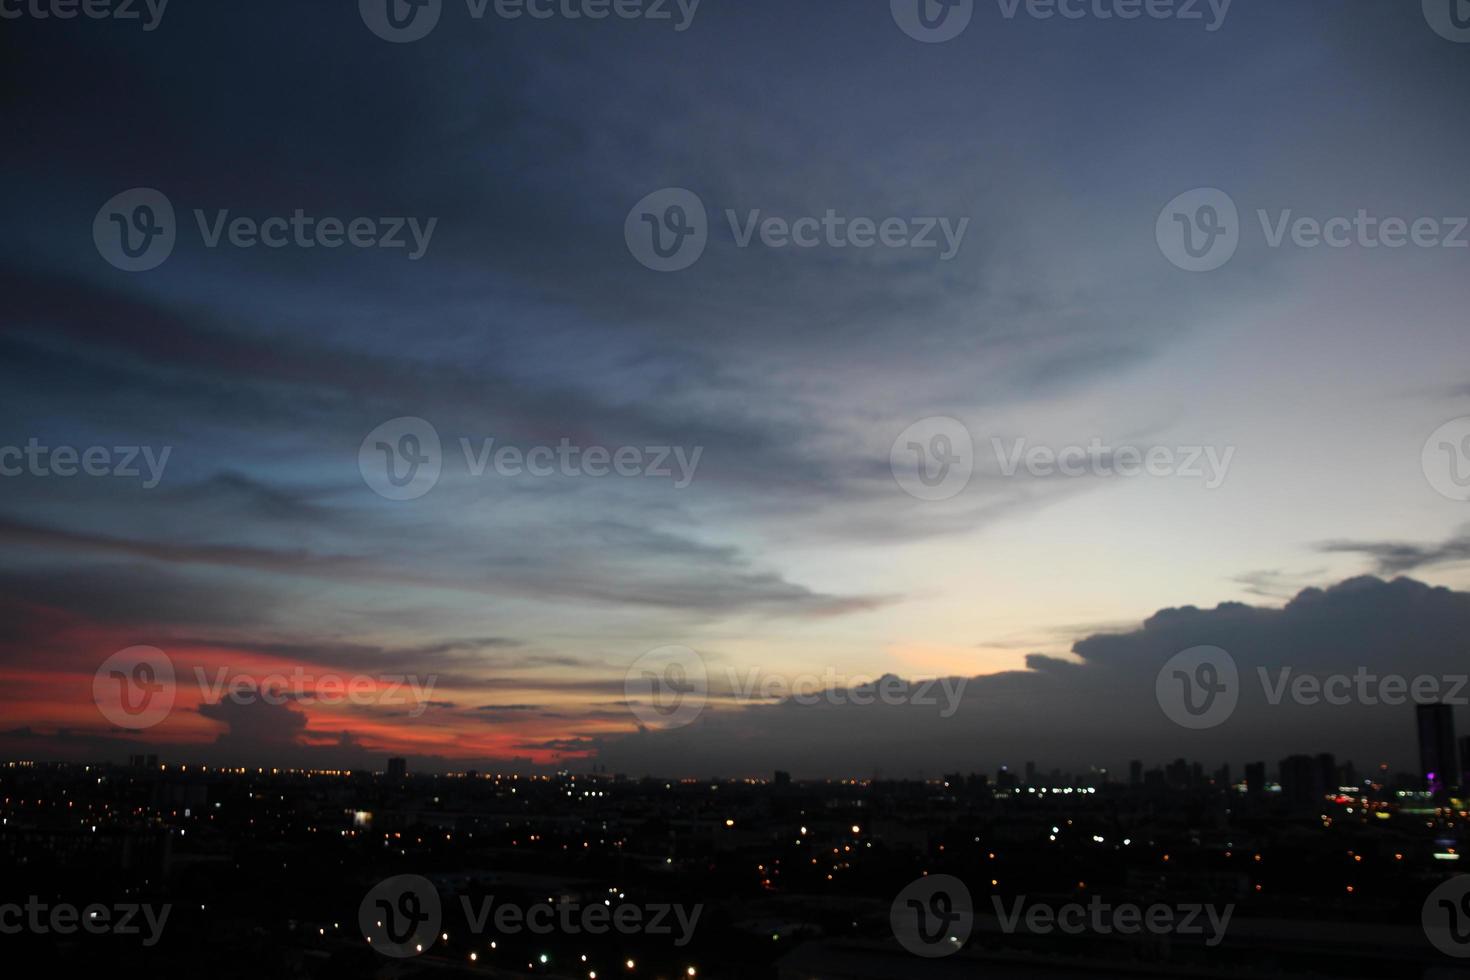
4,698 -> 1470,976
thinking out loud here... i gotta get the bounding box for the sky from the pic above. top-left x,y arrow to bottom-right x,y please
2,0 -> 1470,777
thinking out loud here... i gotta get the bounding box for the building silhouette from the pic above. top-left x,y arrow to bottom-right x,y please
1416,702 -> 1456,796
1280,754 -> 1333,810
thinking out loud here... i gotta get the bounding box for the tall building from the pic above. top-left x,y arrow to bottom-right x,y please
1024,761 -> 1036,787
1460,737 -> 1470,790
1417,703 -> 1457,796
386,757 -> 407,780
1315,753 -> 1338,792
1245,761 -> 1266,794
1280,754 -> 1328,810
1129,759 -> 1143,786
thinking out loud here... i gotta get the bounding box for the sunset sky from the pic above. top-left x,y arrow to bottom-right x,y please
3,0 -> 1470,776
